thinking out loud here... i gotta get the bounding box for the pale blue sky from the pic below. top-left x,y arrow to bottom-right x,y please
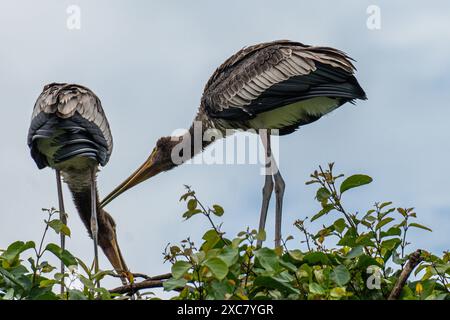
0,1 -> 449,291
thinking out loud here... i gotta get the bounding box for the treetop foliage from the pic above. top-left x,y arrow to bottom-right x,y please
1,164 -> 449,300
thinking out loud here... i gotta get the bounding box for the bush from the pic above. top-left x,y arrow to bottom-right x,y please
1,163 -> 449,300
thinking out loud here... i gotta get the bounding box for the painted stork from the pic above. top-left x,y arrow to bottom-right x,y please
28,83 -> 128,281
100,40 -> 367,247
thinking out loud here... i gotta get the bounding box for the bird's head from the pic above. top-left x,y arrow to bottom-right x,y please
100,135 -> 183,208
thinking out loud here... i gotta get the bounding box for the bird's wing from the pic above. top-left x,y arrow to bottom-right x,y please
28,84 -> 113,159
202,40 -> 366,120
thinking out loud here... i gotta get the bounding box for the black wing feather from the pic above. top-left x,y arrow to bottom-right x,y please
209,62 -> 366,121
28,113 -> 109,169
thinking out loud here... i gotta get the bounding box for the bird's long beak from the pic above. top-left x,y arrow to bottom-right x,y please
101,233 -> 128,275
98,219 -> 129,285
100,149 -> 160,208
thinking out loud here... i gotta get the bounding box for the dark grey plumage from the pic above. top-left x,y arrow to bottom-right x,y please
28,83 -> 112,170
199,40 -> 366,134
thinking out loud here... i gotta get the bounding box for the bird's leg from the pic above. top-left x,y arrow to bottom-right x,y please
257,130 -> 274,248
90,167 -> 100,286
260,130 -> 285,248
273,167 -> 285,249
258,174 -> 273,248
55,170 -> 67,295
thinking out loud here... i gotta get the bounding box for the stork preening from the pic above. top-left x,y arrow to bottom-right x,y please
101,40 -> 367,247
28,83 -> 128,287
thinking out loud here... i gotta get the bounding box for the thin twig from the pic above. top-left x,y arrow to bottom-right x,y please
388,250 -> 423,300
109,279 -> 165,295
189,188 -> 231,246
109,272 -> 171,281
32,210 -> 54,286
431,264 -> 450,293
109,273 -> 172,294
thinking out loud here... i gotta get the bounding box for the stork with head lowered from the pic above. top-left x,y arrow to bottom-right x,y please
28,83 -> 128,287
101,40 -> 367,248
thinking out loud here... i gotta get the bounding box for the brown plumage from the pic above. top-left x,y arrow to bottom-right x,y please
28,83 -> 128,282
101,40 -> 367,247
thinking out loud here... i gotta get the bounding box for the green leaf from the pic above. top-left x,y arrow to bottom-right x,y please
309,282 -> 326,295
380,227 -> 401,238
297,264 -> 312,280
40,261 -> 56,273
357,255 -> 382,269
254,275 -> 299,295
333,218 -> 347,233
289,250 -> 304,262
408,223 -> 432,232
163,278 -> 187,291
218,247 -> 239,267
205,248 -> 220,260
191,251 -> 206,264
182,209 -> 202,219
95,287 -> 112,300
356,233 -> 376,247
255,248 -> 280,271
379,201 -> 393,209
46,219 -> 71,237
337,228 -> 358,247
92,270 -> 112,282
346,246 -> 364,259
68,289 -> 87,300
76,258 -> 91,275
311,204 -> 334,222
3,288 -> 14,300
212,205 -> 224,217
179,191 -> 195,202
79,275 -> 95,289
304,252 -> 330,265
208,280 -> 233,300
381,238 -> 401,251
340,174 -> 372,194
330,265 -> 351,286
187,199 -> 198,211
201,229 -> 221,251
330,287 -> 347,299
256,229 -> 266,241
44,243 -> 77,267
375,217 -> 395,230
316,187 -> 331,202
204,257 -> 229,280
279,259 -> 297,272
1,241 -> 35,265
0,267 -> 25,291
392,251 -> 408,265
171,261 -> 192,279
397,208 -> 407,217
39,279 -> 57,289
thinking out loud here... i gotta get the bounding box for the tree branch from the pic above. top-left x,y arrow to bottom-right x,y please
388,250 -> 423,300
109,273 -> 172,295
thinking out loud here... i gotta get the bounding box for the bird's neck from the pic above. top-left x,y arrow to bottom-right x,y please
60,168 -> 93,192
68,184 -> 100,232
172,115 -> 218,165
61,167 -> 101,235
